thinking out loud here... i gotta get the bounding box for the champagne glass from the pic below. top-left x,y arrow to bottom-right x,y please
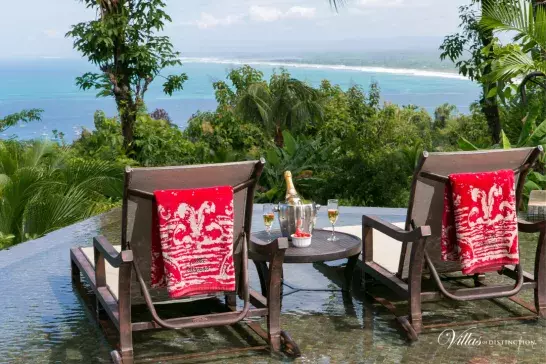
327,199 -> 339,241
263,203 -> 275,240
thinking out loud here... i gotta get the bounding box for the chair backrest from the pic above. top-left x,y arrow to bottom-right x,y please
398,147 -> 541,280
122,160 -> 263,302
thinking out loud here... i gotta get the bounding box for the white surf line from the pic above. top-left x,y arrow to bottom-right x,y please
180,57 -> 467,81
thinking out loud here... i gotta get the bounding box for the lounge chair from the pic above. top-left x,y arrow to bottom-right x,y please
358,147 -> 545,340
70,160 -> 299,363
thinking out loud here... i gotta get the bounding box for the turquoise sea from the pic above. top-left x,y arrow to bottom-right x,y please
0,58 -> 480,141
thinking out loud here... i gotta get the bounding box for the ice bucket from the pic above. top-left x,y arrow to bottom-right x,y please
276,202 -> 321,238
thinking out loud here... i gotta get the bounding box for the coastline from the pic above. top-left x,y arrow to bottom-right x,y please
180,57 -> 466,81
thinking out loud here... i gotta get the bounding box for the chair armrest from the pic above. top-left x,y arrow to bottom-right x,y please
249,237 -> 289,257
93,235 -> 133,268
518,218 -> 546,233
362,215 -> 431,242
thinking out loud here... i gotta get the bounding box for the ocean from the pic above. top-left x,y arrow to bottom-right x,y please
0,58 -> 480,142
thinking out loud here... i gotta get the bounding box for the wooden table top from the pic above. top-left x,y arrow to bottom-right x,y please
249,229 -> 362,263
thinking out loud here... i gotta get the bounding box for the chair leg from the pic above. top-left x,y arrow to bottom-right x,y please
254,260 -> 269,297
473,273 -> 485,287
225,293 -> 237,310
117,263 -> 134,363
407,237 -> 427,337
361,225 -> 374,295
71,258 -> 80,285
535,230 -> 546,317
266,250 -> 285,353
344,254 -> 359,291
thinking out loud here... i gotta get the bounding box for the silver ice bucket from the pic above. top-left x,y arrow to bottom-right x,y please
275,202 -> 321,238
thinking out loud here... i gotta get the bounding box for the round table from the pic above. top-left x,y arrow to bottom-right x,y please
249,229 -> 362,296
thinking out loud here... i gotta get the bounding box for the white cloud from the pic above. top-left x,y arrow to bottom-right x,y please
43,29 -> 61,38
357,0 -> 405,8
249,5 -> 316,22
249,6 -> 283,22
181,5 -> 317,29
194,12 -> 244,29
286,6 -> 316,19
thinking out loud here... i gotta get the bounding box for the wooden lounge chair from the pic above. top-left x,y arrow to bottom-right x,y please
70,160 -> 299,363
361,146 -> 546,340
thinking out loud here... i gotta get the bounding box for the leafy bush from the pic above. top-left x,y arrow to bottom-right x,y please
433,103 -> 491,151
257,131 -> 331,203
73,111 -> 199,167
0,140 -> 123,248
185,108 -> 270,163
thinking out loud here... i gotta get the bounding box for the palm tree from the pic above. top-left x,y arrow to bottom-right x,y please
0,140 -> 123,247
237,70 -> 324,147
480,0 -> 546,84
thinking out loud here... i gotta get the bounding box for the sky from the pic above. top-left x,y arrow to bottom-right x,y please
0,0 -> 472,58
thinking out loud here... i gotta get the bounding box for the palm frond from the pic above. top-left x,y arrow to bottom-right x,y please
328,0 -> 345,11
24,186 -> 99,239
22,140 -> 56,168
481,0 -> 546,48
490,48 -> 539,80
61,158 -> 123,198
236,82 -> 272,129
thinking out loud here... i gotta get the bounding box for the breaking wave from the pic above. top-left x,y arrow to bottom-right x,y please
180,57 -> 467,80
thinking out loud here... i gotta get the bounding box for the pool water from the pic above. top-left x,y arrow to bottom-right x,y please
0,206 -> 545,363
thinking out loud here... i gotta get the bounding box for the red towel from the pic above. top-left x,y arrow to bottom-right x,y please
441,170 -> 519,275
150,186 -> 236,298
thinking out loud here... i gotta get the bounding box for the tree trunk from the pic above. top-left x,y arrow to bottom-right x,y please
479,8 -> 501,145
120,109 -> 136,151
481,93 -> 501,144
115,89 -> 137,152
274,125 -> 284,148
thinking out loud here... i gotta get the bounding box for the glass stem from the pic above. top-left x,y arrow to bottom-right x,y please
331,224 -> 335,238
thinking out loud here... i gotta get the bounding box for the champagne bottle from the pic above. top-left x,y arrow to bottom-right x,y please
284,171 -> 302,205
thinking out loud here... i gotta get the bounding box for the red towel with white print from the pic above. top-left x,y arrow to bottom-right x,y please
150,186 -> 236,298
441,170 -> 519,275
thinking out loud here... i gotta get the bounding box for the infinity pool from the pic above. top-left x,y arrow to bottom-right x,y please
0,206 -> 545,363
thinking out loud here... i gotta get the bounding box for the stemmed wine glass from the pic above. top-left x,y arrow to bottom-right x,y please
327,199 -> 339,241
263,203 -> 275,240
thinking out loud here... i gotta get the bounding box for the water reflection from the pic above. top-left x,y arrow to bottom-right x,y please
0,207 -> 545,363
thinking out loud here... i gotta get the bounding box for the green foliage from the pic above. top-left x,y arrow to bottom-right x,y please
433,103 -> 491,151
73,111 -> 199,167
0,109 -> 43,134
13,62 -> 546,249
480,0 -> 546,82
0,140 -> 123,248
440,0 -> 484,81
185,109 -> 269,163
66,0 -> 187,149
440,0 -> 502,143
316,84 -> 434,207
133,115 -> 198,167
257,131 -> 330,203
214,66 -> 323,147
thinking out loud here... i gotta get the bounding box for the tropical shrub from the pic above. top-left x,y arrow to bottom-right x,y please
311,82 -> 434,207
257,131 -> 332,203
73,111 -> 199,167
433,103 -> 491,151
0,140 -> 123,248
213,66 -> 323,147
185,109 -> 270,163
